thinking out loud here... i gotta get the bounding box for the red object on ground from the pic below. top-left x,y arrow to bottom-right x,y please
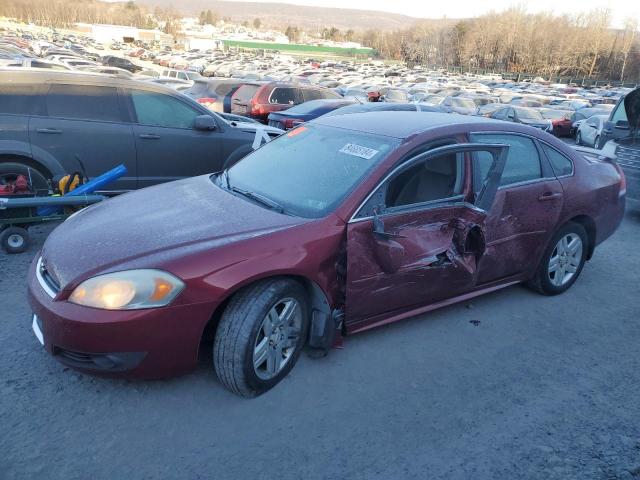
0,175 -> 30,195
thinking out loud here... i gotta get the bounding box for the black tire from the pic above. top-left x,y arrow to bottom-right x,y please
0,162 -> 49,192
214,278 -> 309,397
575,131 -> 582,146
527,222 -> 588,296
0,226 -> 30,254
594,135 -> 601,150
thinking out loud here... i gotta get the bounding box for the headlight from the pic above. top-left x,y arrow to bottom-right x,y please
69,270 -> 184,310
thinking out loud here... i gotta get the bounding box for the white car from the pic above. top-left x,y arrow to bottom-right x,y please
576,114 -> 609,149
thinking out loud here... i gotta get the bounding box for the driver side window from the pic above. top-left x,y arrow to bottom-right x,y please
130,90 -> 200,129
385,153 -> 464,209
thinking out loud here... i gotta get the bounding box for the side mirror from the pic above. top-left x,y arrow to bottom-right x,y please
194,115 -> 217,131
615,120 -> 629,130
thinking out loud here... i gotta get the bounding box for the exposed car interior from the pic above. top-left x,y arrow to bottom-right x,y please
386,154 -> 463,208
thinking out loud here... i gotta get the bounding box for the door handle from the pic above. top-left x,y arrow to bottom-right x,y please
139,133 -> 160,139
36,128 -> 62,134
538,192 -> 563,201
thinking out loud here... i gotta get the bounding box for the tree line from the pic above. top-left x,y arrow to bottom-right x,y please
355,8 -> 640,82
2,0 -> 638,82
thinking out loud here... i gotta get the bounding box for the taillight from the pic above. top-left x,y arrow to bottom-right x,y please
616,163 -> 626,197
197,97 -> 216,107
282,118 -> 304,130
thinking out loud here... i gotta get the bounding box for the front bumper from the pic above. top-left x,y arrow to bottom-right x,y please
27,257 -> 217,379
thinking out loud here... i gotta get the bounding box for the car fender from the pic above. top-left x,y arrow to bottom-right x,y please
0,140 -> 66,177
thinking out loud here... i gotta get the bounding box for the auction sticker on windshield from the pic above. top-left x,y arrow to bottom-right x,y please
339,143 -> 379,160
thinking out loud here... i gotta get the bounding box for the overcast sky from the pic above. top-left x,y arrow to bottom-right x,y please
225,0 -> 637,27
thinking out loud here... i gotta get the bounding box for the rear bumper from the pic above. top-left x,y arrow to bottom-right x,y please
27,257 -> 217,379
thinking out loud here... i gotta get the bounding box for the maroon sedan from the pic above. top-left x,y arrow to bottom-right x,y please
28,112 -> 626,397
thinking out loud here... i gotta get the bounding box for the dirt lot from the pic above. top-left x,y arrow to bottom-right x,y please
1,210 -> 640,480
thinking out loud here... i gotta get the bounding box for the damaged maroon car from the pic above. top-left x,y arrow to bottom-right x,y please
28,112 -> 626,397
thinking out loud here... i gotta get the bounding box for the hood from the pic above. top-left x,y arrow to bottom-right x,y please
41,175 -> 307,288
624,87 -> 639,133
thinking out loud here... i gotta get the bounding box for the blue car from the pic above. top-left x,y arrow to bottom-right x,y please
267,99 -> 355,130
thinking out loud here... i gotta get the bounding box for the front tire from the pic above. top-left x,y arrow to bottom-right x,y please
527,222 -> 588,295
214,278 -> 309,397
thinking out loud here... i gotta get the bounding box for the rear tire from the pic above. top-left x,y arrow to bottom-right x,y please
0,162 -> 49,192
213,278 -> 309,397
0,226 -> 30,254
527,222 -> 588,296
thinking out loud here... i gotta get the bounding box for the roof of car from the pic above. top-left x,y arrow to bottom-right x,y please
313,111 -> 500,139
0,69 -> 180,95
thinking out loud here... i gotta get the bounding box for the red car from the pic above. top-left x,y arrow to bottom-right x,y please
28,112 -> 626,397
230,82 -> 341,123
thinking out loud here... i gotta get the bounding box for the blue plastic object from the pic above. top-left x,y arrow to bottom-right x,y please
37,164 -> 127,216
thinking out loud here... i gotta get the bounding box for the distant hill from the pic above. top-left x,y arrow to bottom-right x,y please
139,0 -> 419,31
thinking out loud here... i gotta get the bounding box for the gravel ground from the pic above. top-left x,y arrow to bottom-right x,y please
1,210 -> 640,480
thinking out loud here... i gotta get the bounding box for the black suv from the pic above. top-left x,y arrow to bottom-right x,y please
600,87 -> 639,207
0,70 -> 278,192
100,55 -> 142,73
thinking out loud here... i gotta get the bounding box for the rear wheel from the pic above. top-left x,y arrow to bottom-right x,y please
0,226 -> 30,254
528,222 -> 588,295
213,278 -> 309,397
0,162 -> 49,193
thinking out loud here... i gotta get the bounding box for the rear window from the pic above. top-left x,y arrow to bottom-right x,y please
0,85 -> 42,115
233,84 -> 260,104
214,83 -> 240,96
45,85 -> 123,122
269,87 -> 301,105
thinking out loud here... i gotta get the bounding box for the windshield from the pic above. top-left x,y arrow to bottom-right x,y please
225,124 -> 400,218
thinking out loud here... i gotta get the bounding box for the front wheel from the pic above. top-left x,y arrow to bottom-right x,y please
527,222 -> 588,295
214,278 -> 309,397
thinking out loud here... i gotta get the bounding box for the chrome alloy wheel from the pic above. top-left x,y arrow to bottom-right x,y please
548,233 -> 583,287
253,297 -> 303,380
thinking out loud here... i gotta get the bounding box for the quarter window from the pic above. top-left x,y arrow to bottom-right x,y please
269,87 -> 301,105
470,133 -> 542,187
130,90 -> 199,128
0,85 -> 42,115
46,85 -> 122,122
541,144 -> 573,177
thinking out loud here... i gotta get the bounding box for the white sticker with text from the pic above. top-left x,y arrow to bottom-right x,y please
339,143 -> 379,160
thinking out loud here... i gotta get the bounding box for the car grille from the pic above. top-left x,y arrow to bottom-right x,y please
616,144 -> 640,171
36,257 -> 61,298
